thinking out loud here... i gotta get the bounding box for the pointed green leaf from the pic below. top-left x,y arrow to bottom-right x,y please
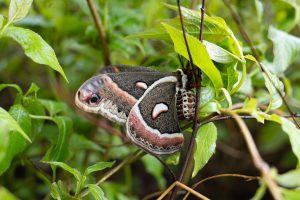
44,161 -> 81,181
25,83 -> 39,97
280,117 -> 300,161
192,122 -> 217,177
0,107 -> 30,142
276,169 -> 300,188
162,23 -> 223,95
39,99 -> 68,116
268,26 -> 300,75
263,68 -> 285,111
85,161 -> 115,175
8,0 -> 33,23
87,184 -> 107,200
0,105 -> 32,175
2,26 -> 68,82
43,116 -> 72,162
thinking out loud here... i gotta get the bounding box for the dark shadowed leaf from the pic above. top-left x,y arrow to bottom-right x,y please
0,84 -> 23,96
70,133 -> 104,152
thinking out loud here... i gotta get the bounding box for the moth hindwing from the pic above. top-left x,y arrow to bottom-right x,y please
126,76 -> 184,155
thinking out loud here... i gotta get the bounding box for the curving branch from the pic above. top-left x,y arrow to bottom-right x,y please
86,0 -> 111,65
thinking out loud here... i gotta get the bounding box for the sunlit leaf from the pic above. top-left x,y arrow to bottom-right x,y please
267,26 -> 300,75
0,15 -> 3,29
282,189 -> 300,200
192,122 -> 217,177
8,0 -> 33,23
221,88 -> 232,108
163,23 -> 223,95
2,26 -> 68,82
276,169 -> 300,188
0,187 -> 18,200
87,184 -> 108,200
203,40 -> 242,63
263,68 -> 285,111
85,161 -> 115,175
166,152 -> 180,165
255,0 -> 263,22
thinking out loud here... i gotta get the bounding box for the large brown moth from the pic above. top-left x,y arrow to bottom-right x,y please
75,65 -> 195,154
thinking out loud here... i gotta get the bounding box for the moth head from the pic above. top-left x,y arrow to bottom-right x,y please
75,75 -> 105,113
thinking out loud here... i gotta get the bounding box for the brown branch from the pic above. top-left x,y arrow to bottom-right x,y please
86,0 -> 111,65
183,174 -> 260,200
170,1 -> 205,199
222,0 -> 300,129
223,111 -> 282,200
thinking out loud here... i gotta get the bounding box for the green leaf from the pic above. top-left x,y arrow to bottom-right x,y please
164,4 -> 244,59
166,152 -> 180,165
280,117 -> 300,161
192,122 -> 217,177
85,161 -> 115,175
267,26 -> 300,75
162,23 -> 223,95
141,154 -> 166,189
39,99 -> 68,116
221,88 -> 232,108
0,106 -> 30,142
255,0 -> 263,22
0,105 -> 32,175
0,83 -> 23,96
282,189 -> 300,200
50,181 -> 71,200
251,181 -> 266,200
70,134 -> 104,152
0,187 -> 18,200
276,169 -> 300,188
0,15 -> 3,29
25,82 -> 39,97
8,0 -> 33,23
43,116 -> 72,162
44,161 -> 81,181
87,184 -> 107,200
2,26 -> 68,82
203,40 -> 242,64
263,68 -> 285,111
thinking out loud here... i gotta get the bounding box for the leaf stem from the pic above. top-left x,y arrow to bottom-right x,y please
86,0 -> 111,65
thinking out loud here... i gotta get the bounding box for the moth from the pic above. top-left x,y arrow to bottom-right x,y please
75,65 -> 195,155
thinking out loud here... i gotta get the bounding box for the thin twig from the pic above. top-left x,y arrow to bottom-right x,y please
223,111 -> 282,200
79,149 -> 144,198
86,0 -> 111,65
183,174 -> 260,200
158,181 -> 209,200
170,1 -> 205,199
222,0 -> 300,129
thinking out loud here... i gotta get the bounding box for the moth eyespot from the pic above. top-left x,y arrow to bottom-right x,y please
89,94 -> 101,104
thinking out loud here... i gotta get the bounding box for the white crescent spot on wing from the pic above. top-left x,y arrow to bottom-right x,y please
135,82 -> 148,90
152,103 -> 168,119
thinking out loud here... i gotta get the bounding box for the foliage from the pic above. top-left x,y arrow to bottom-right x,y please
0,0 -> 300,199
